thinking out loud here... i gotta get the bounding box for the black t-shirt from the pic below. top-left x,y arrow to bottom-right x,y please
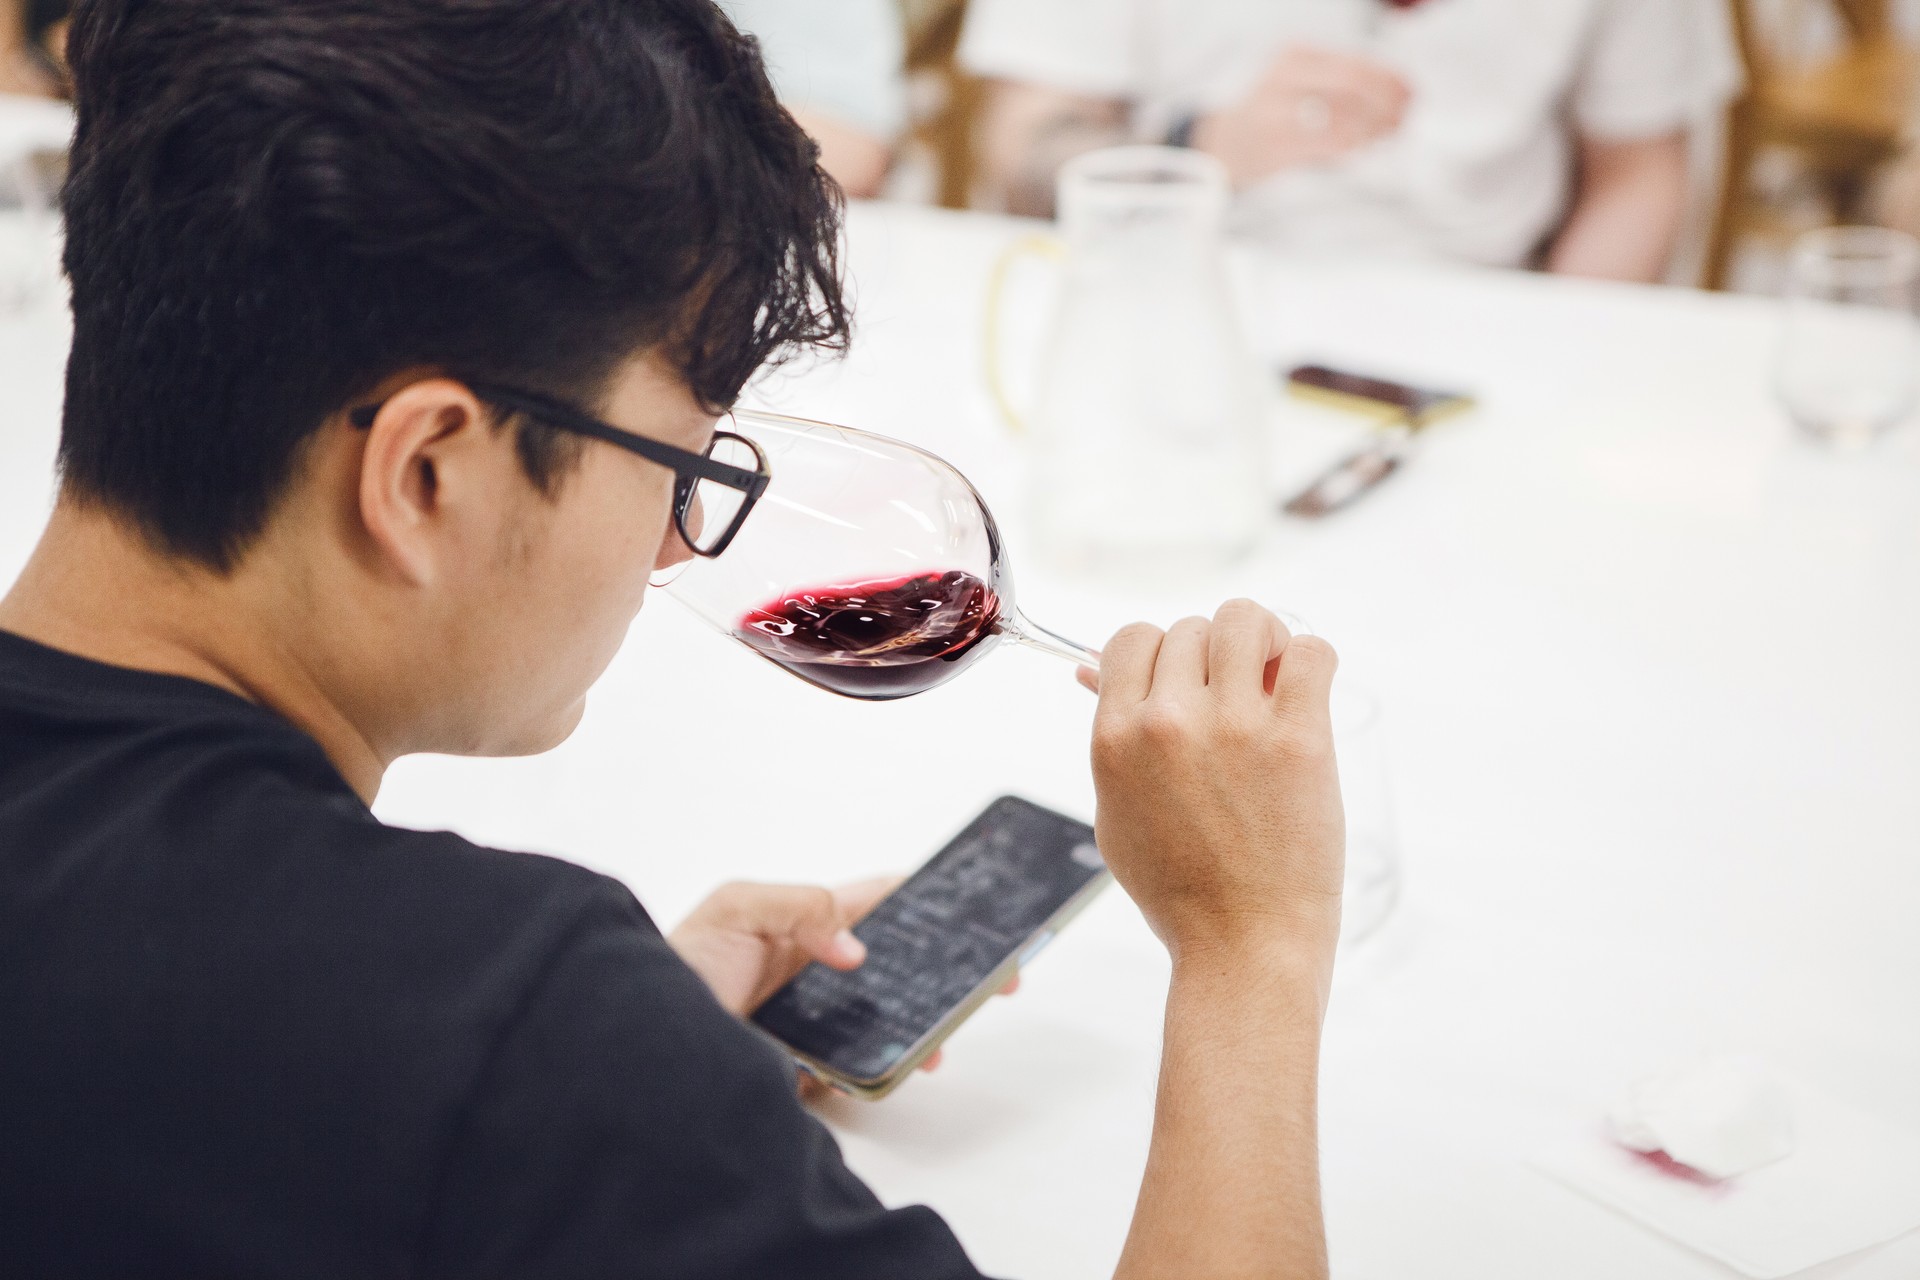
0,629 -> 988,1280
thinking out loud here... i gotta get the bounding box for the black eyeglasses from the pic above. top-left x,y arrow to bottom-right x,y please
348,381 -> 771,558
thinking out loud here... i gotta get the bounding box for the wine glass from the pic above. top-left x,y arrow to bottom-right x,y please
661,410 -> 1104,701
1776,226 -> 1920,448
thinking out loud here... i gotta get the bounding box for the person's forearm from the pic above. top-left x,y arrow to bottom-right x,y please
1002,114 -> 1129,218
977,82 -> 1128,218
1115,940 -> 1334,1280
1547,133 -> 1688,283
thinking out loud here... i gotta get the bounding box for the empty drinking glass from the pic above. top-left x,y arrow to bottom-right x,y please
1332,683 -> 1400,947
1776,226 -> 1920,449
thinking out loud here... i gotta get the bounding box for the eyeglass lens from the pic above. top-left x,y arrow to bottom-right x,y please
677,434 -> 759,554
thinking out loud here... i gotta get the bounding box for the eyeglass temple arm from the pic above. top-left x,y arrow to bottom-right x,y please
346,392 -> 766,494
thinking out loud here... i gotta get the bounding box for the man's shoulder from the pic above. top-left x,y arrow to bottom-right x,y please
297,793 -> 625,911
240,783 -> 659,976
0,657 -> 660,1021
91,713 -> 645,938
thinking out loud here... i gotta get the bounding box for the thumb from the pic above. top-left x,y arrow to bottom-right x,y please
749,883 -> 867,970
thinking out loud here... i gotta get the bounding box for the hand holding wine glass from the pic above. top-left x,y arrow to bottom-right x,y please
663,407 -> 1308,703
1092,601 -> 1345,1280
1087,601 -> 1345,966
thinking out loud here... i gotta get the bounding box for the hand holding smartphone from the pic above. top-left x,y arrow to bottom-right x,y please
751,796 -> 1109,1100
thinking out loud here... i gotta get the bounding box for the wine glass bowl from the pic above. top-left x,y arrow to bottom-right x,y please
663,410 -> 1101,701
1776,227 -> 1920,448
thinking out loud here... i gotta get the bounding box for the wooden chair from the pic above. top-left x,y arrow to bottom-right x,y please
1705,0 -> 1920,289
902,0 -> 980,209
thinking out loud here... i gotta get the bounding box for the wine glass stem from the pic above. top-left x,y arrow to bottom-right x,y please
1002,610 -> 1102,671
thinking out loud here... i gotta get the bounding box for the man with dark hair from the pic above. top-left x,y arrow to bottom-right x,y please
0,2 -> 1348,1277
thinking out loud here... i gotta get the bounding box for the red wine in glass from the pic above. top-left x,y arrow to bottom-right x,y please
736,570 -> 1006,700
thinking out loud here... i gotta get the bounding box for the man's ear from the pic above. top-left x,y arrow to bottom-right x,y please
354,378 -> 496,587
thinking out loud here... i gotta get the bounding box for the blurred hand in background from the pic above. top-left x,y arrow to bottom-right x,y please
1190,46 -> 1411,190
961,0 -> 1738,285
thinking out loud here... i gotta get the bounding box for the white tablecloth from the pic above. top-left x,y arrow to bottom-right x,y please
3,200 -> 1916,1280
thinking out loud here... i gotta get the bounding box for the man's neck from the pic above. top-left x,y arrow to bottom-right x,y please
0,501 -> 389,803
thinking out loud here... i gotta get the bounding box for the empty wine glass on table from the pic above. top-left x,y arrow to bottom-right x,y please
661,410 -> 1106,700
1776,226 -> 1920,449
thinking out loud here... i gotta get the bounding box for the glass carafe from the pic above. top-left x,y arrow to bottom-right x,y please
1028,146 -> 1267,577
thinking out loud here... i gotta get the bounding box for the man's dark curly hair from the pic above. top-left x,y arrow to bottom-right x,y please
55,0 -> 848,569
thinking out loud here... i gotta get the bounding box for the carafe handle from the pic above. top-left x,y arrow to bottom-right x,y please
982,233 -> 1065,435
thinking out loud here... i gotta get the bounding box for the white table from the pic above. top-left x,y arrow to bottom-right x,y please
4,200 -> 1917,1279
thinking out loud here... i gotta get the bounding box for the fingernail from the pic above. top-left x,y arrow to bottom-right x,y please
835,930 -> 866,963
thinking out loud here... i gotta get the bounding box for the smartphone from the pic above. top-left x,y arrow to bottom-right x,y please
751,795 -> 1111,1100
1285,363 -> 1476,425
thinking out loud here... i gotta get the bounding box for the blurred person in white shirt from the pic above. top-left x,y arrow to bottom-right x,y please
720,0 -> 907,198
962,0 -> 1741,282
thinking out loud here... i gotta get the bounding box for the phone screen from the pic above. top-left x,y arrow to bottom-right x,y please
751,796 -> 1108,1086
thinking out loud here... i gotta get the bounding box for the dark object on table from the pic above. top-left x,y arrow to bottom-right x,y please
1282,427 -> 1412,518
1280,363 -> 1475,517
1285,363 -> 1474,424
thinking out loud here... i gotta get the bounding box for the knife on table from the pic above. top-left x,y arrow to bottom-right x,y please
1279,364 -> 1474,518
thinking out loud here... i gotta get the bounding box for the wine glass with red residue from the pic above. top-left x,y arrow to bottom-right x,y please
659,410 -> 1103,701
